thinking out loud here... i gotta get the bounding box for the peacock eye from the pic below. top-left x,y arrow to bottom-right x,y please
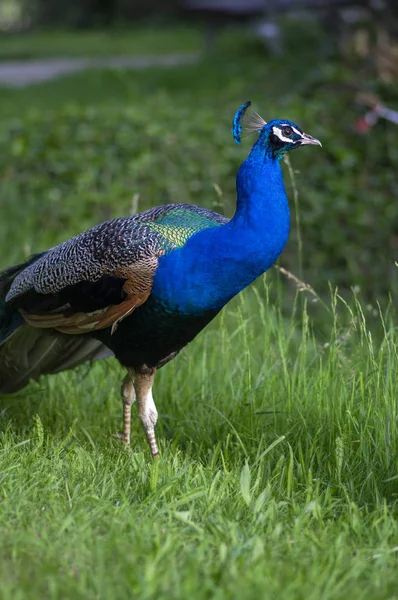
282,126 -> 293,137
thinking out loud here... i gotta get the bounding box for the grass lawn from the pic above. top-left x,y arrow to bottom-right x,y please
1,288 -> 398,600
0,26 -> 398,600
0,26 -> 202,60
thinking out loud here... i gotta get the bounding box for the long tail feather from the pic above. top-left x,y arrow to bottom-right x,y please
0,253 -> 112,394
0,252 -> 46,345
0,326 -> 112,394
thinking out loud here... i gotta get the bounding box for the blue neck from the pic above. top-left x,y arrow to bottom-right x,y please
152,152 -> 290,314
233,149 -> 288,233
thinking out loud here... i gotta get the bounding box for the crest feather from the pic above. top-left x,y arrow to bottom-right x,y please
232,101 -> 267,144
244,110 -> 267,134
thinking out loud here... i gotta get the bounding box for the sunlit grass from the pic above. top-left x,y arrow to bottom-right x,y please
1,283 -> 398,599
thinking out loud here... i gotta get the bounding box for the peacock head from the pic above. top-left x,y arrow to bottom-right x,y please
232,101 -> 321,161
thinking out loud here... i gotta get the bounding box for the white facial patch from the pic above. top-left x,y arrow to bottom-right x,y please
272,125 -> 302,144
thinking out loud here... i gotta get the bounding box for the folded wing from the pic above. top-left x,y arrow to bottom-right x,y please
6,203 -> 229,336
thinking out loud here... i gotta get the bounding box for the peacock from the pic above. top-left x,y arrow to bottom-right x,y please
0,102 -> 321,457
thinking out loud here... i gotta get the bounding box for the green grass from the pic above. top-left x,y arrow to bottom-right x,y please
1,287 -> 398,599
1,26 -> 398,600
0,26 -> 202,60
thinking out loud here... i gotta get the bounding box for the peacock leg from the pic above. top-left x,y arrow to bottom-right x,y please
114,369 -> 136,445
134,367 -> 159,458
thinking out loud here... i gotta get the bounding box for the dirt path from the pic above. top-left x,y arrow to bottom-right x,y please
0,53 -> 199,87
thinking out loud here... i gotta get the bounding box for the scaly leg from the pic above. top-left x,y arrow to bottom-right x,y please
134,367 -> 159,458
114,369 -> 136,445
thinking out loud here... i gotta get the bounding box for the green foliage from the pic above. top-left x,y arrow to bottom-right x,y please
1,34 -> 398,299
0,27 -> 201,60
0,102 -> 237,260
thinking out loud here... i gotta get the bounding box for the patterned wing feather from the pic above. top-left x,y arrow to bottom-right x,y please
6,204 -> 228,334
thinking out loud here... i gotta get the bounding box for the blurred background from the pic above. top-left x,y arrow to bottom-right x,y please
1,0 -> 398,314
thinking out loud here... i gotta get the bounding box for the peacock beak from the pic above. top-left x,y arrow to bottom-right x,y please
300,133 -> 322,147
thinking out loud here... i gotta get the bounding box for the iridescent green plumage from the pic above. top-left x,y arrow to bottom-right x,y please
147,206 -> 227,247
